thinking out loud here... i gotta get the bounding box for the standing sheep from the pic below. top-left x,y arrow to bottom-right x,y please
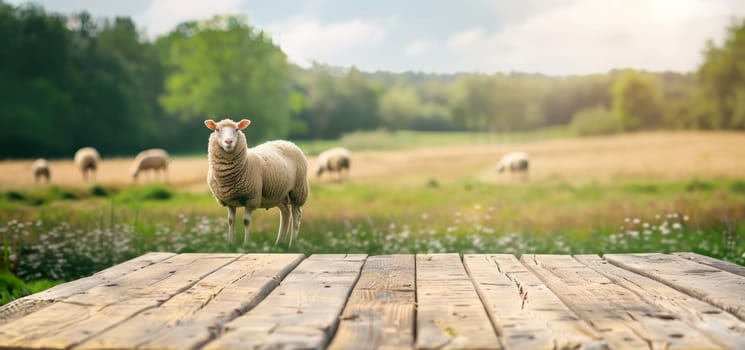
130,148 -> 170,183
316,147 -> 351,181
496,151 -> 530,181
74,147 -> 100,182
31,159 -> 51,184
205,118 -> 309,246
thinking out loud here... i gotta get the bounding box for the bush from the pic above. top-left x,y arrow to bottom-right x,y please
686,179 -> 715,192
570,105 -> 621,136
731,180 -> 745,193
0,271 -> 31,305
90,185 -> 111,197
142,186 -> 172,200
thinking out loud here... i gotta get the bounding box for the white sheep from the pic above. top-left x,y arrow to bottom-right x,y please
130,148 -> 170,183
316,147 -> 351,181
496,151 -> 530,181
31,159 -> 50,184
74,147 -> 100,182
204,118 -> 310,246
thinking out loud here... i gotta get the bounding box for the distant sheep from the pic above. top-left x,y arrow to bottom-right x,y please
205,118 -> 309,246
130,148 -> 170,183
74,147 -> 100,182
31,159 -> 50,184
496,151 -> 530,181
316,147 -> 351,181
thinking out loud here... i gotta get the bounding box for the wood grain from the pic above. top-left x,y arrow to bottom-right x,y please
577,254 -> 745,349
605,253 -> 745,321
76,253 -> 304,350
327,254 -> 416,350
523,254 -> 722,349
416,253 -> 500,350
463,254 -> 603,349
202,254 -> 367,350
0,253 -> 238,349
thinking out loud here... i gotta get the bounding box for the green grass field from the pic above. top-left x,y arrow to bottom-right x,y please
1,130 -> 744,304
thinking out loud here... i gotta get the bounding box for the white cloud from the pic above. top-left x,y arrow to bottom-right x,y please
444,0 -> 744,74
446,28 -> 486,49
268,16 -> 385,67
404,40 -> 434,56
138,0 -> 243,38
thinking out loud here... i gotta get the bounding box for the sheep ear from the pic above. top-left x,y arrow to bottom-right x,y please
237,119 -> 251,130
204,120 -> 217,130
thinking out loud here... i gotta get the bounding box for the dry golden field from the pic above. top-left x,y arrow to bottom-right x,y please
1,131 -> 743,191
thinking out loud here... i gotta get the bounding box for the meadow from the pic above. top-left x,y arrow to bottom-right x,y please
1,130 -> 744,304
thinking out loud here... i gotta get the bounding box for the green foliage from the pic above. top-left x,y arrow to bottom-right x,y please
686,179 -> 715,192
731,180 -> 745,193
90,185 -> 112,197
0,271 -> 30,305
158,15 -> 291,142
699,19 -> 745,129
570,105 -> 620,136
1,2 -> 744,159
612,70 -> 663,131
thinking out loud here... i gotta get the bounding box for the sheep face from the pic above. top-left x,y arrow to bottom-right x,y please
205,119 -> 251,153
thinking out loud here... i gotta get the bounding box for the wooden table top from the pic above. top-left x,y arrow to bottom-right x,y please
1,252 -> 744,349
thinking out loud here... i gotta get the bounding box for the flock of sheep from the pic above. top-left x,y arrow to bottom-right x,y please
30,117 -> 530,247
31,147 -> 171,184
202,118 -> 530,247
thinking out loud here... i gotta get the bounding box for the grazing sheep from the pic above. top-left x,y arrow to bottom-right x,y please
316,147 -> 351,181
130,148 -> 170,183
205,118 -> 310,246
74,147 -> 100,182
31,159 -> 50,184
496,151 -> 530,181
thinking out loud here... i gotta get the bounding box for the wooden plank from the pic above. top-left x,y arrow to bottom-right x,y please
605,253 -> 745,321
522,254 -> 722,349
416,253 -> 500,350
202,254 -> 367,350
327,254 -> 416,350
0,252 -> 175,325
75,253 -> 305,350
576,254 -> 745,349
674,252 -> 745,278
463,254 -> 603,350
0,253 -> 239,349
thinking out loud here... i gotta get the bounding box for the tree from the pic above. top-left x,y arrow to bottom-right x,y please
612,70 -> 663,131
699,19 -> 745,129
158,15 -> 291,143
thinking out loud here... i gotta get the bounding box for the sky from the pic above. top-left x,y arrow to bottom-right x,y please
7,0 -> 745,75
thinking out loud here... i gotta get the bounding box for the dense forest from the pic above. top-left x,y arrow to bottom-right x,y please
1,1 -> 744,158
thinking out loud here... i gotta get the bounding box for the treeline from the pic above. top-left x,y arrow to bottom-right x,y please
1,2 -> 744,158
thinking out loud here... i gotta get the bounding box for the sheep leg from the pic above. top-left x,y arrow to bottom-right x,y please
276,202 -> 291,246
290,205 -> 302,247
243,209 -> 252,245
227,206 -> 236,243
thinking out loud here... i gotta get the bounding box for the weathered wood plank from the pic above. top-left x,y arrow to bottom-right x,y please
605,253 -> 745,321
674,252 -> 745,278
74,253 -> 305,350
202,254 -> 367,350
416,253 -> 500,350
0,253 -> 239,349
522,254 -> 722,349
0,252 -> 175,325
463,254 -> 603,350
576,254 -> 745,349
327,254 -> 416,350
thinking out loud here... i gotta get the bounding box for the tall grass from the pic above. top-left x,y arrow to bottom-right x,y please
2,179 -> 743,285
